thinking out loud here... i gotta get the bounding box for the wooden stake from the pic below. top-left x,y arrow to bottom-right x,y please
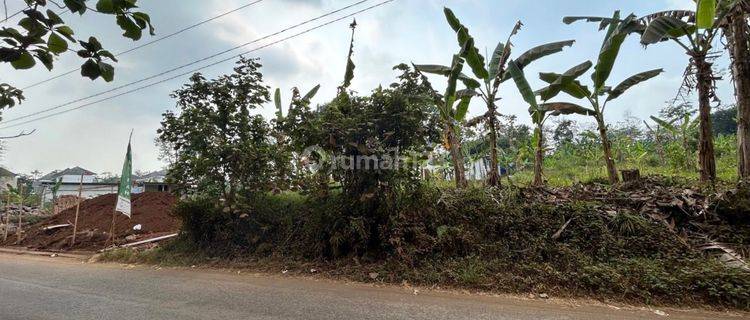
70,173 -> 84,247
107,208 -> 117,246
16,184 -> 24,244
2,192 -> 9,242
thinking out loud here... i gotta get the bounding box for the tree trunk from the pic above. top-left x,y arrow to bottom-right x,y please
726,14 -> 750,179
596,116 -> 619,184
446,126 -> 468,188
486,105 -> 501,187
694,54 -> 717,183
533,126 -> 544,186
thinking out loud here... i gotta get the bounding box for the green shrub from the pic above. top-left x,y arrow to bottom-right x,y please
165,183 -> 748,309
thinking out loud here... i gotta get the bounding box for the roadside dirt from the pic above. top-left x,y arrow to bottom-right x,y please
2,192 -> 178,251
3,252 -> 747,320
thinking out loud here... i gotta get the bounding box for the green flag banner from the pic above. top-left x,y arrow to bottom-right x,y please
115,141 -> 133,218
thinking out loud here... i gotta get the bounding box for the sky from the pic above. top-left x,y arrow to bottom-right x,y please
0,0 -> 736,176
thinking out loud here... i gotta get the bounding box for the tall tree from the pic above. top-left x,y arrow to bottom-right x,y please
722,0 -> 750,179
565,1 -> 745,182
416,7 -> 574,187
638,2 -> 725,182
544,12 -> 663,183
414,40 -> 478,188
157,58 -> 278,205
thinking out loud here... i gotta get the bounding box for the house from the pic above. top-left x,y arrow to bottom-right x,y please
40,181 -> 119,204
136,169 -> 171,193
37,167 -> 118,204
0,167 -> 18,192
38,166 -> 97,184
137,169 -> 167,183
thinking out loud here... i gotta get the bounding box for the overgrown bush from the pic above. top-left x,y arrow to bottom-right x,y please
166,183 -> 748,308
157,58 -> 289,205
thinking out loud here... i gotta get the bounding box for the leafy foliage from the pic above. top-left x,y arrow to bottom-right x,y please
417,7 -> 573,187
157,58 -> 286,205
285,64 -> 441,196
539,10 -> 663,183
0,0 -> 155,111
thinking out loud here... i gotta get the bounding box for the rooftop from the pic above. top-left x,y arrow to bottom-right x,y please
39,166 -> 97,181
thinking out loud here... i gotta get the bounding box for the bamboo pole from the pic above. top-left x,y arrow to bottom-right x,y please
70,173 -> 84,247
2,192 -> 9,242
107,208 -> 117,246
16,184 -> 24,244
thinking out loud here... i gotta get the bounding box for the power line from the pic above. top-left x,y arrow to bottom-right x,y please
3,0 -> 372,125
1,6 -> 68,24
0,7 -> 24,24
0,0 -> 395,130
21,0 -> 266,90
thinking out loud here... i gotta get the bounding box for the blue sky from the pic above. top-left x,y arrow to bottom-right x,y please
0,0 -> 734,175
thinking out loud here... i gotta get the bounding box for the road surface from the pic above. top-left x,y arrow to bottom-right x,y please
0,252 -> 745,320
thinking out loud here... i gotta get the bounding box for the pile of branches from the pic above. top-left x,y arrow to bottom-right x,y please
520,176 -> 750,270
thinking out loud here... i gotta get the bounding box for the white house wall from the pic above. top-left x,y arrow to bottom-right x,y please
42,184 -> 118,204
0,176 -> 18,192
59,174 -> 96,183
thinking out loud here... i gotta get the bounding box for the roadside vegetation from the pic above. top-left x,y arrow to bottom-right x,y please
101,0 -> 750,310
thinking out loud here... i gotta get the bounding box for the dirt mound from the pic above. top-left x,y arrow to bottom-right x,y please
4,192 -> 178,251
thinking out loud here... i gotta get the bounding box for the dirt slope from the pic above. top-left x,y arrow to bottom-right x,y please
3,192 -> 178,251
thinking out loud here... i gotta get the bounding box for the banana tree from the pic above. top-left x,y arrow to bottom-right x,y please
508,61 -> 596,186
651,114 -> 700,169
565,1 -> 745,182
415,7 -> 574,187
638,1 -> 732,182
721,0 -> 750,179
274,85 -> 320,124
273,85 -> 320,187
413,37 -> 480,188
542,11 -> 663,184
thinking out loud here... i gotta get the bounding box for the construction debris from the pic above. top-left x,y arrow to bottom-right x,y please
121,233 -> 178,248
42,224 -> 72,231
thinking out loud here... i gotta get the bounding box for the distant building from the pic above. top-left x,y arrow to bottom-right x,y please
0,167 -> 18,192
135,169 -> 170,193
38,166 -> 97,184
40,182 -> 119,204
137,169 -> 167,183
35,167 -> 172,204
37,167 -> 117,204
143,182 -> 171,193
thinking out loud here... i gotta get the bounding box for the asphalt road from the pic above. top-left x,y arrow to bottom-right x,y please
0,253 -> 746,320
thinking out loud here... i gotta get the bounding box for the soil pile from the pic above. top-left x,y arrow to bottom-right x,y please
4,192 -> 178,251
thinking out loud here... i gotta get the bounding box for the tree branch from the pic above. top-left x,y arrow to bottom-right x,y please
0,129 -> 36,139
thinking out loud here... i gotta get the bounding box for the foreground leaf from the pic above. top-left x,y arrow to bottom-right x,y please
539,102 -> 596,116
641,16 -> 695,45
696,0 -> 717,29
503,40 -> 576,81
